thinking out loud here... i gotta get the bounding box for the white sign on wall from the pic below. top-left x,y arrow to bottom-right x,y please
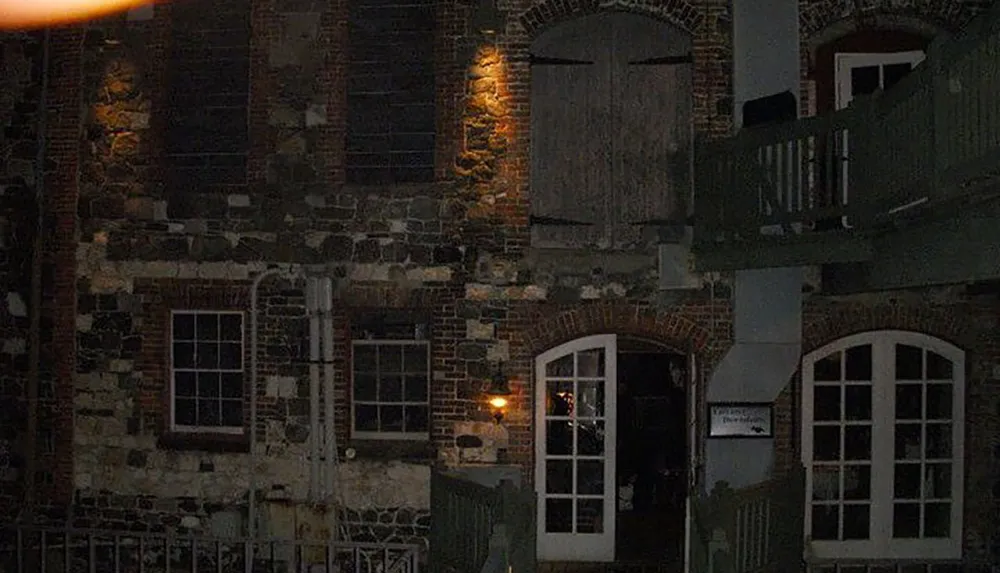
708,402 -> 773,438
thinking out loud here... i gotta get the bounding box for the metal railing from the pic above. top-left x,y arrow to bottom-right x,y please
0,524 -> 421,573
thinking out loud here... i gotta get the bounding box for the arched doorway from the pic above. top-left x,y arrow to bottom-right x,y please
534,334 -> 694,565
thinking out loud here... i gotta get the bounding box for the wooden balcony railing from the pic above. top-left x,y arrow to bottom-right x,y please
694,1 -> 1000,258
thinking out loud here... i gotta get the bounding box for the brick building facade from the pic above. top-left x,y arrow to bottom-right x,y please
0,0 -> 998,568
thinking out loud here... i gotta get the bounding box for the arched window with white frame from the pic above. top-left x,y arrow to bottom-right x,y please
801,331 -> 965,561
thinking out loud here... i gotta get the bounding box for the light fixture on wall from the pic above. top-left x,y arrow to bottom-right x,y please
470,0 -> 503,36
484,362 -> 512,424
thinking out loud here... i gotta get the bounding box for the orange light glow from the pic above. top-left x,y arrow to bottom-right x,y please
0,0 -> 153,29
488,396 -> 508,410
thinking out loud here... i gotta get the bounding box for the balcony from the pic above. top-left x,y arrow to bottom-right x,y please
693,2 -> 1000,280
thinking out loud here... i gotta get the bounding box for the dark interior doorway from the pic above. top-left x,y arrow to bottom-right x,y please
616,340 -> 688,564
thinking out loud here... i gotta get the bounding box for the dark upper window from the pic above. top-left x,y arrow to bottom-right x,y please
170,311 -> 245,433
346,0 -> 436,185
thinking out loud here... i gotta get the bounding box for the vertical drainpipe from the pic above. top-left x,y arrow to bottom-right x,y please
247,266 -> 295,572
24,26 -> 52,519
319,277 -> 338,538
307,277 -> 321,500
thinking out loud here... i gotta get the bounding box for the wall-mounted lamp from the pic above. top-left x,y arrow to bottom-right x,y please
484,363 -> 512,424
470,0 -> 504,36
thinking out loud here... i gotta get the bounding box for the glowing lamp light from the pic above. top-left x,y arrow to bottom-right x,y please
484,363 -> 512,424
0,0 -> 153,29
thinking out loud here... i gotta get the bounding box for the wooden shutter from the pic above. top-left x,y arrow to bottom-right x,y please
530,15 -> 611,249
612,14 -> 692,248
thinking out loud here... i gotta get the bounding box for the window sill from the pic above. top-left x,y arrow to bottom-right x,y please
157,432 -> 250,453
342,439 -> 436,462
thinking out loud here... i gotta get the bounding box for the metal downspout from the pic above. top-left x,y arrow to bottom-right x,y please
247,266 -> 297,572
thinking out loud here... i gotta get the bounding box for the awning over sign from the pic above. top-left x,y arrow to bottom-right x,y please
707,342 -> 801,403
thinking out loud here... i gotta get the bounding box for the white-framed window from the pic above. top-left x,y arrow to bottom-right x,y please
835,51 -> 925,109
170,310 -> 245,434
351,340 -> 430,440
801,330 -> 964,561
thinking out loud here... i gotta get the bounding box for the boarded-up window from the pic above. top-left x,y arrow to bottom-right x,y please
347,0 -> 436,185
531,13 -> 691,249
163,0 -> 251,195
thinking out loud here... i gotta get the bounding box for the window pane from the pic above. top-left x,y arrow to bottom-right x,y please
546,381 -> 573,416
926,384 -> 952,419
198,399 -> 220,426
198,372 -> 220,398
811,505 -> 839,540
813,426 -> 841,461
814,352 -> 841,381
221,400 -> 243,426
354,345 -> 377,372
221,373 -> 242,398
893,503 -> 920,538
219,314 -> 242,341
926,424 -> 951,458
924,503 -> 950,537
577,460 -> 603,495
219,343 -> 242,369
546,499 -> 572,533
844,345 -> 872,380
546,354 -> 574,377
173,314 -> 195,340
576,499 -> 604,534
812,466 -> 839,500
814,386 -> 841,421
844,465 -> 870,500
895,424 -> 922,460
379,375 -> 403,402
404,405 -> 429,432
926,351 -> 952,380
175,398 -> 196,425
175,372 -> 196,396
196,342 -> 220,369
895,344 -> 923,380
380,346 -> 403,373
925,463 -> 951,499
404,375 -> 428,402
577,421 -> 604,456
895,384 -> 922,419
173,342 -> 195,368
354,374 -> 377,401
355,404 -> 378,431
381,405 -> 403,431
577,380 -> 604,417
850,65 -> 880,96
894,463 -> 921,499
577,349 -> 604,377
883,62 -> 913,90
547,421 -> 572,455
844,426 -> 871,460
196,313 -> 219,340
844,386 -> 871,421
546,460 -> 573,494
842,504 -> 870,539
403,345 -> 427,372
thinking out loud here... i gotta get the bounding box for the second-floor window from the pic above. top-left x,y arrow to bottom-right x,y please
170,311 -> 245,433
835,51 -> 925,109
346,0 -> 436,185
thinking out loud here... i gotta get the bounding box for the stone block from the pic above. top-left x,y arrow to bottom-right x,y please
6,292 -> 26,317
227,194 -> 251,207
465,319 -> 495,340
305,104 -> 327,127
486,340 -> 509,362
2,338 -> 26,354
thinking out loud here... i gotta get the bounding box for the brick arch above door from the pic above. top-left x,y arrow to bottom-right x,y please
517,303 -> 714,359
800,0 -> 978,41
518,0 -> 703,37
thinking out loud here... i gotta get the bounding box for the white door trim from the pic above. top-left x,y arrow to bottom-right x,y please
535,334 -> 618,562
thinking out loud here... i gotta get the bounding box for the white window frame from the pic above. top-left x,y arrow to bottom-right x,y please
169,310 -> 246,435
351,339 -> 431,441
834,51 -> 926,109
801,330 -> 965,561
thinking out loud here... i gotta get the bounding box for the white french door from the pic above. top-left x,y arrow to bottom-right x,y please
535,335 -> 618,562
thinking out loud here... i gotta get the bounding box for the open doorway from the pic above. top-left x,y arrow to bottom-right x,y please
616,339 -> 688,564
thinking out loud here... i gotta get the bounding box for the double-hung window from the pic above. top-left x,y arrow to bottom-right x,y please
351,335 -> 430,440
170,311 -> 246,433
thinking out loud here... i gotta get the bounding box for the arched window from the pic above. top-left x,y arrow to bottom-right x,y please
801,331 -> 965,561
